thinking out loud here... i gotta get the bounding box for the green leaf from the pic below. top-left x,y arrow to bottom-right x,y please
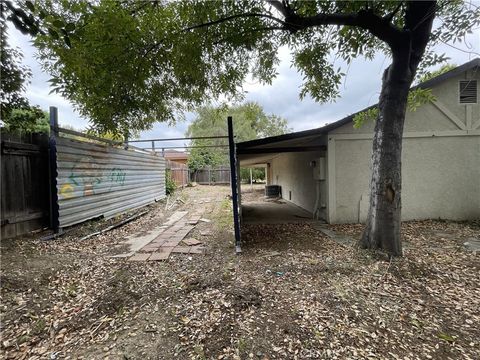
63,36 -> 71,48
25,1 -> 35,12
52,19 -> 64,28
353,108 -> 378,129
47,28 -> 59,39
65,22 -> 76,32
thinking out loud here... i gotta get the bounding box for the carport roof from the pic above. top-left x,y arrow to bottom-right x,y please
237,58 -> 480,153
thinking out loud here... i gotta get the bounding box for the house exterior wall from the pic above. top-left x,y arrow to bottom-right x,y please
327,69 -> 480,223
270,150 -> 327,219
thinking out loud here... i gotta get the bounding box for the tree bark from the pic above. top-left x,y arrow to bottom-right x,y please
360,54 -> 413,257
359,1 -> 436,257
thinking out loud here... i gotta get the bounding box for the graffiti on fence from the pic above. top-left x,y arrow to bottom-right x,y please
59,157 -> 127,199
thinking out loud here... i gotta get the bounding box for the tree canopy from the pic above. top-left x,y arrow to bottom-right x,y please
5,1 -> 478,134
186,102 -> 289,170
0,19 -> 31,120
0,17 -> 50,133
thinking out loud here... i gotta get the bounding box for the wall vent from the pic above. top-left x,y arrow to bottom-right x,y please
459,80 -> 477,104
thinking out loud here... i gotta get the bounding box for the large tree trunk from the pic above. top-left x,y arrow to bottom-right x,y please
359,2 -> 437,257
360,55 -> 413,257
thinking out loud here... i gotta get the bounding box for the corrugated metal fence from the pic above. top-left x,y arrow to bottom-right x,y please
56,133 -> 166,228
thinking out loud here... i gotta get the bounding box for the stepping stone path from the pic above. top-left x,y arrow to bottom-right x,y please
128,210 -> 206,262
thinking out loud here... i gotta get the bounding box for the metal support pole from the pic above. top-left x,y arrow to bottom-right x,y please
227,116 -> 241,253
151,140 -> 155,153
48,106 -> 60,234
250,168 -> 253,192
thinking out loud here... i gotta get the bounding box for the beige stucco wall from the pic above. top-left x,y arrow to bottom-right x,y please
331,69 -> 479,135
270,150 -> 327,219
328,68 -> 480,223
331,136 -> 480,223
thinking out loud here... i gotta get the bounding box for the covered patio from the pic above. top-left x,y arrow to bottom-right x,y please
241,194 -> 316,225
236,129 -> 329,226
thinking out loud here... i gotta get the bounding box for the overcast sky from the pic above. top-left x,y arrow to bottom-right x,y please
6,22 -> 480,149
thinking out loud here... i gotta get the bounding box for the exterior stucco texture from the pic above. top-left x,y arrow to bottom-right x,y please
270,151 -> 327,219
332,136 -> 480,223
328,69 -> 480,223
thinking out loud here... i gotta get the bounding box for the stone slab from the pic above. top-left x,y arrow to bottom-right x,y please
171,246 -> 192,254
464,237 -> 480,252
149,252 -> 170,261
129,253 -> 151,261
189,246 -> 205,254
183,238 -> 202,246
158,246 -> 175,253
163,240 -> 181,247
141,246 -> 160,253
162,211 -> 188,226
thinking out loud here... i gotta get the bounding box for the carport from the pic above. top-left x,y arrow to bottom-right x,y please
235,128 -> 330,225
242,199 -> 316,224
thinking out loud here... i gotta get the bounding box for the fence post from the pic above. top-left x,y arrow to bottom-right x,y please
227,116 -> 241,253
48,106 -> 60,234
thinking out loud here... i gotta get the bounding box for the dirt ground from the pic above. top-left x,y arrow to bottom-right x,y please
1,185 -> 479,360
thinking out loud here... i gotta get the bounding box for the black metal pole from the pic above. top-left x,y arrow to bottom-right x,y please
48,106 -> 60,234
227,116 -> 241,253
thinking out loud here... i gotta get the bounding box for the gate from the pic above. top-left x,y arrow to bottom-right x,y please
1,132 -> 50,239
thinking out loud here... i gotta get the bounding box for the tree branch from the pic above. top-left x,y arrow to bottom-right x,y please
183,12 -> 287,33
405,1 -> 437,72
384,2 -> 404,23
282,8 -> 405,49
265,0 -> 289,17
213,26 -> 283,46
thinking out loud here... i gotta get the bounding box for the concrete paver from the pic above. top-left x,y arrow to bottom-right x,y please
171,246 -> 192,254
149,252 -> 170,261
189,246 -> 205,254
183,238 -> 202,246
129,253 -> 151,261
121,207 -> 208,261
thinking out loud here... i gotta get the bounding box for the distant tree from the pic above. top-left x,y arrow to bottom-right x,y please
240,167 -> 266,183
0,19 -> 31,120
186,102 -> 290,171
2,106 -> 49,133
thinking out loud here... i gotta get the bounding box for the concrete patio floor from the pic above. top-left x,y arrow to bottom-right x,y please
241,199 -> 319,224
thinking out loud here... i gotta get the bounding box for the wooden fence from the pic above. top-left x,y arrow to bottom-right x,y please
166,160 -> 189,188
1,132 -> 50,239
191,166 -> 231,185
166,161 -> 231,186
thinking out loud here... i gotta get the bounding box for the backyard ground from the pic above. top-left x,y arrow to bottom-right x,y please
1,185 -> 479,360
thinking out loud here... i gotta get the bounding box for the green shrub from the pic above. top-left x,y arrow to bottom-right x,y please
165,169 -> 176,195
